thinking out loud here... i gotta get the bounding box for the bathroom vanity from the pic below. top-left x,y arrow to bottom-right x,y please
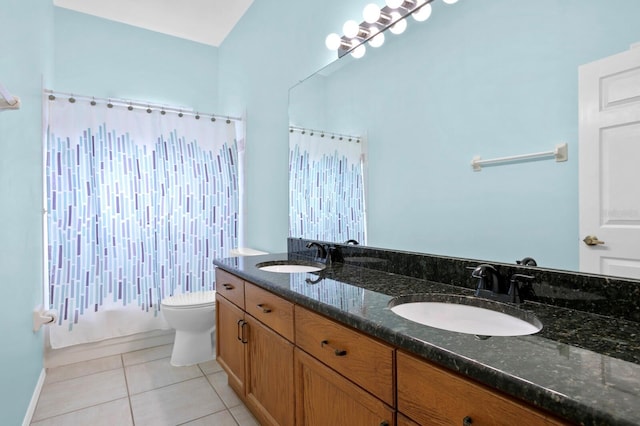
213,240 -> 640,425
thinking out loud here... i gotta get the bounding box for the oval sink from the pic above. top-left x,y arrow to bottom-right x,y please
256,260 -> 326,273
388,294 -> 542,337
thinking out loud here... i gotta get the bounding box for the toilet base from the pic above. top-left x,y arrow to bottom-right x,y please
170,328 -> 215,366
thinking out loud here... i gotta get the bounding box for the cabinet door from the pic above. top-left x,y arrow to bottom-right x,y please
245,315 -> 295,426
295,348 -> 394,426
295,307 -> 395,406
397,351 -> 568,426
216,294 -> 246,397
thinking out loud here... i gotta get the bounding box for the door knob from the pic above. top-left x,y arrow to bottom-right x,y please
583,235 -> 605,246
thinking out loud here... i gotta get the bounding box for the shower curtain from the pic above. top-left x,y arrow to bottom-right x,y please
289,130 -> 366,243
45,98 -> 240,348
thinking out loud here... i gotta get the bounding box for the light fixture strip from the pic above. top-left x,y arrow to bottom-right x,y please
336,0 -> 435,58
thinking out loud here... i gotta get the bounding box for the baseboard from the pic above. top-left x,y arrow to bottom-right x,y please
22,368 -> 46,426
44,329 -> 175,368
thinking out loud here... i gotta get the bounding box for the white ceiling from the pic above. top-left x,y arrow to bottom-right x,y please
54,0 -> 254,47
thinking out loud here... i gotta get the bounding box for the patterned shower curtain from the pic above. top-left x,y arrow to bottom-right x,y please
45,98 -> 240,348
289,130 -> 366,243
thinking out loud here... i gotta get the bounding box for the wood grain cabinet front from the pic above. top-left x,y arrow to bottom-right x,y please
294,348 -> 395,426
215,293 -> 246,397
397,350 -> 570,426
245,281 -> 294,342
295,306 -> 395,406
245,314 -> 295,426
216,268 -> 245,309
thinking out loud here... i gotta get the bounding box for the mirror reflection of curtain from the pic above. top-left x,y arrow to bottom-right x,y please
289,130 -> 366,244
45,98 -> 240,348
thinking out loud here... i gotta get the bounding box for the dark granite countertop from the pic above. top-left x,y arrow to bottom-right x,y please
213,253 -> 640,426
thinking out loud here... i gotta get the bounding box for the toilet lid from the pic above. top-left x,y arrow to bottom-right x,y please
161,291 -> 216,307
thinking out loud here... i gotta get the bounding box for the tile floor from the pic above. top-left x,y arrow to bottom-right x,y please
31,344 -> 260,426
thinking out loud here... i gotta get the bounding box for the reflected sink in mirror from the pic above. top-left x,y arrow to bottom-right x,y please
256,260 -> 326,273
388,294 -> 542,337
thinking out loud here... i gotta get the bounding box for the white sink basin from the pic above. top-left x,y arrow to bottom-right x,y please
256,260 -> 325,274
389,294 -> 542,337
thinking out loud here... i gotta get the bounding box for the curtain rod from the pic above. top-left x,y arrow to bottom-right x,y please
44,89 -> 242,122
289,126 -> 361,142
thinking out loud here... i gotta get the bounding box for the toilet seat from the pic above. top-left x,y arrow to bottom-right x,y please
161,291 -> 216,308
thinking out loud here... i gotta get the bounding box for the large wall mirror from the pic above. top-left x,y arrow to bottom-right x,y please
288,0 -> 640,279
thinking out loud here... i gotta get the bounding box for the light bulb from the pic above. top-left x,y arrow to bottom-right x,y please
389,12 -> 407,34
325,33 -> 342,50
386,0 -> 404,9
412,1 -> 432,21
368,26 -> 385,48
443,0 -> 458,4
363,3 -> 381,24
351,43 -> 366,59
343,20 -> 360,38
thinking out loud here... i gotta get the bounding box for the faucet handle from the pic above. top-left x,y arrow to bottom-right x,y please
508,274 -> 535,303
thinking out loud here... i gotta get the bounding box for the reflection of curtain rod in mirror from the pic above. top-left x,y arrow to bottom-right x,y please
289,126 -> 361,143
326,0 -> 460,59
471,143 -> 568,172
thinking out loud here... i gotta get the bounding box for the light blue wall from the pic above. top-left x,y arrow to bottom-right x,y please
0,0 -> 53,424
218,0 -> 352,253
54,8 -> 219,111
222,0 -> 640,269
0,5 -> 219,423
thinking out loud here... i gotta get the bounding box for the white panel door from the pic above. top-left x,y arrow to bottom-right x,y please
579,46 -> 640,279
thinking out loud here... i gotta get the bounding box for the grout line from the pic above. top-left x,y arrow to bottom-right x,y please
121,354 -> 136,425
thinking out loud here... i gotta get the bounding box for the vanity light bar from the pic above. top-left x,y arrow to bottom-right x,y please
326,0 -> 461,59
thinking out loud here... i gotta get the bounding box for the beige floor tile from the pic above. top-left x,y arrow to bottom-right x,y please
130,377 -> 226,426
179,409 -> 238,426
229,404 -> 260,426
32,369 -> 128,421
31,397 -> 132,426
206,371 -> 242,409
121,344 -> 173,366
198,358 -> 222,375
125,356 -> 203,395
45,355 -> 123,384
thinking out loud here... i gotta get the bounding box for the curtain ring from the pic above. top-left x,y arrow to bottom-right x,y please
90,97 -> 96,106
48,94 -> 55,101
128,103 -> 133,111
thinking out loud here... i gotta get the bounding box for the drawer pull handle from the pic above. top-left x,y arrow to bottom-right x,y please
463,416 -> 473,426
380,422 -> 389,426
222,283 -> 234,290
321,340 -> 347,356
237,319 -> 248,343
257,303 -> 272,313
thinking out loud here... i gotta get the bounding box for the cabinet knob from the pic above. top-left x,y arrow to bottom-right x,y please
463,416 -> 473,426
379,422 -> 389,426
222,283 -> 234,290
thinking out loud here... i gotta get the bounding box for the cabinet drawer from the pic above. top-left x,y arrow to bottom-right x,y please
295,306 -> 395,406
215,268 -> 245,309
397,350 -> 569,426
245,282 -> 294,342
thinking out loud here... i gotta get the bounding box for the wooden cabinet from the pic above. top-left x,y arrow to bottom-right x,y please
215,293 -> 246,396
216,268 -> 570,426
215,269 -> 295,426
216,268 -> 245,308
295,306 -> 395,406
294,348 -> 395,426
245,315 -> 295,426
397,350 -> 569,426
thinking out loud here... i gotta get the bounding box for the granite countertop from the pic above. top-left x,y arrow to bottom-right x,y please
213,253 -> 640,426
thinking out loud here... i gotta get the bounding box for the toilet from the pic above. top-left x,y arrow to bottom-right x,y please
161,290 -> 217,366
